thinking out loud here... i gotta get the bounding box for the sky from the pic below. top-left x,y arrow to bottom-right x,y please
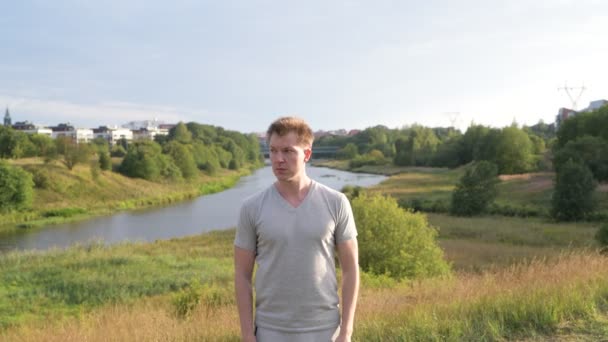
1,0 -> 607,134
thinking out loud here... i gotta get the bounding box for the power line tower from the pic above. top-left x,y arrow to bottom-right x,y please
444,112 -> 460,128
557,82 -> 586,110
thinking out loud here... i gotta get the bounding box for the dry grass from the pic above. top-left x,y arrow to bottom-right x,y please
3,252 -> 607,341
2,296 -> 240,342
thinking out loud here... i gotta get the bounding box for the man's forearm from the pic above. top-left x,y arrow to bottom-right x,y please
235,274 -> 255,339
340,266 -> 360,335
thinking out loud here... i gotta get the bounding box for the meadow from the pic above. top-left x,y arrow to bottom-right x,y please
1,162 -> 607,341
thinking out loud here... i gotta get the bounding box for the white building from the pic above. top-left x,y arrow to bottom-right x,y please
93,126 -> 133,145
50,124 -> 94,143
582,99 -> 608,112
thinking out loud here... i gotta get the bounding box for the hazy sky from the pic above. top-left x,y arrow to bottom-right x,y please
1,0 -> 607,133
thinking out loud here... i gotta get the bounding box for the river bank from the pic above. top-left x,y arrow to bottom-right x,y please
0,158 -> 260,235
311,159 -> 450,176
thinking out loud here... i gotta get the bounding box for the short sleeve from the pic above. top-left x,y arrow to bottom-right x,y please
335,193 -> 357,244
234,200 -> 257,252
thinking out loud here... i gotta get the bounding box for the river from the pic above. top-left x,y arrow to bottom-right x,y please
0,165 -> 386,252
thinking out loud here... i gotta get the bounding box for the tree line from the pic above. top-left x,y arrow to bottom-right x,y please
316,121 -> 553,174
0,122 -> 263,212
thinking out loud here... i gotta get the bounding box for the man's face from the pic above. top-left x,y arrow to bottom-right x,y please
269,131 -> 312,182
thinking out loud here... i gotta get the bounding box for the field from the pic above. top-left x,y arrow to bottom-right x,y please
1,161 -> 607,341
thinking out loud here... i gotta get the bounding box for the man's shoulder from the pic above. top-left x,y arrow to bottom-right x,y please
241,184 -> 274,208
312,180 -> 346,201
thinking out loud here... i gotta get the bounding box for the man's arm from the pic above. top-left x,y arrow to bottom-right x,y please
234,246 -> 256,342
336,239 -> 360,341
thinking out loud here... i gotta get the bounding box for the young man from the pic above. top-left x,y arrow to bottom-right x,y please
234,117 -> 359,342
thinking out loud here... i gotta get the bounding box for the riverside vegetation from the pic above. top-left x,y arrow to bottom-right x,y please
0,121 -> 264,233
2,111 -> 608,340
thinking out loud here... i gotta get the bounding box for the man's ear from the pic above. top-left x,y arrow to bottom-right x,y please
304,148 -> 312,162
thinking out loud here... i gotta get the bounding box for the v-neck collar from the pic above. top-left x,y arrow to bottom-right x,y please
272,180 -> 315,211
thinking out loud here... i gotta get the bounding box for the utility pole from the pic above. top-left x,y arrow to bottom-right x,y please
557,82 -> 586,110
444,112 -> 460,128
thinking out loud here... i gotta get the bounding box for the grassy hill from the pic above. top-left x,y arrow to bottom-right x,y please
0,158 -> 254,234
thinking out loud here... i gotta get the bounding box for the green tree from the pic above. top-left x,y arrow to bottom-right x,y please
551,160 -> 597,221
352,193 -> 450,280
459,124 -> 490,164
192,142 -> 221,175
55,138 -> 92,170
29,134 -> 56,159
170,122 -> 193,144
110,144 -> 127,157
99,151 -> 112,171
119,140 -> 182,181
164,141 -> 198,179
493,126 -> 534,174
553,136 -> 608,182
336,143 -> 359,160
0,160 -> 34,212
451,161 -> 499,216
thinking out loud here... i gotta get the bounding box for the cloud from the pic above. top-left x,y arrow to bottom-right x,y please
0,95 -> 196,127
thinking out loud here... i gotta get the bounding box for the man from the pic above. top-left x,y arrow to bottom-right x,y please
234,117 -> 359,342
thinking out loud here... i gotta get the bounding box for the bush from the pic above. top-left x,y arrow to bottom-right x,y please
30,168 -> 52,189
42,207 -> 87,218
596,223 -> 608,247
0,161 -> 34,212
451,161 -> 499,216
110,145 -> 127,157
349,150 -> 389,168
341,185 -> 362,200
99,151 -> 112,171
172,281 -> 234,319
352,193 -> 450,280
551,159 -> 597,221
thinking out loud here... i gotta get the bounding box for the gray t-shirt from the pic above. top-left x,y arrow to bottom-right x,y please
234,180 -> 357,333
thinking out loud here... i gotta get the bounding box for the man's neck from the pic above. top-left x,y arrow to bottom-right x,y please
275,175 -> 312,204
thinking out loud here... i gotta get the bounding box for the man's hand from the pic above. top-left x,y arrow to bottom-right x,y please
242,334 -> 257,342
335,331 -> 352,342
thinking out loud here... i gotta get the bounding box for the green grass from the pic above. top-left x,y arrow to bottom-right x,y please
0,230 -> 235,329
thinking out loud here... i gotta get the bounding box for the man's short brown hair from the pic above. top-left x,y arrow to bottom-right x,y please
266,116 -> 314,147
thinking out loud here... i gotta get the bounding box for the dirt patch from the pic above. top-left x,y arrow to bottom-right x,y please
599,183 -> 608,192
499,172 -> 554,192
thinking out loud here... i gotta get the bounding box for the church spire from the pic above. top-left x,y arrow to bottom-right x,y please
4,107 -> 11,127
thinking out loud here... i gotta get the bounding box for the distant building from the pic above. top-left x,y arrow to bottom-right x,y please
555,99 -> 608,128
555,108 -> 577,129
93,126 -> 133,145
581,99 -> 608,112
3,108 -> 11,126
12,121 -> 52,136
12,121 -> 36,131
50,123 -> 94,143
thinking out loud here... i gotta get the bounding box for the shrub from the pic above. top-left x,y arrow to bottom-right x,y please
451,161 -> 499,216
30,168 -> 52,189
0,161 -> 34,212
42,207 -> 87,218
352,193 -> 450,280
341,185 -> 362,200
596,223 -> 608,247
110,145 -> 127,157
99,151 -> 112,171
172,281 -> 234,319
551,159 -> 597,221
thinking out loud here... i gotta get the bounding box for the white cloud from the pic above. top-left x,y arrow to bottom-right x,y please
0,95 -> 193,128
